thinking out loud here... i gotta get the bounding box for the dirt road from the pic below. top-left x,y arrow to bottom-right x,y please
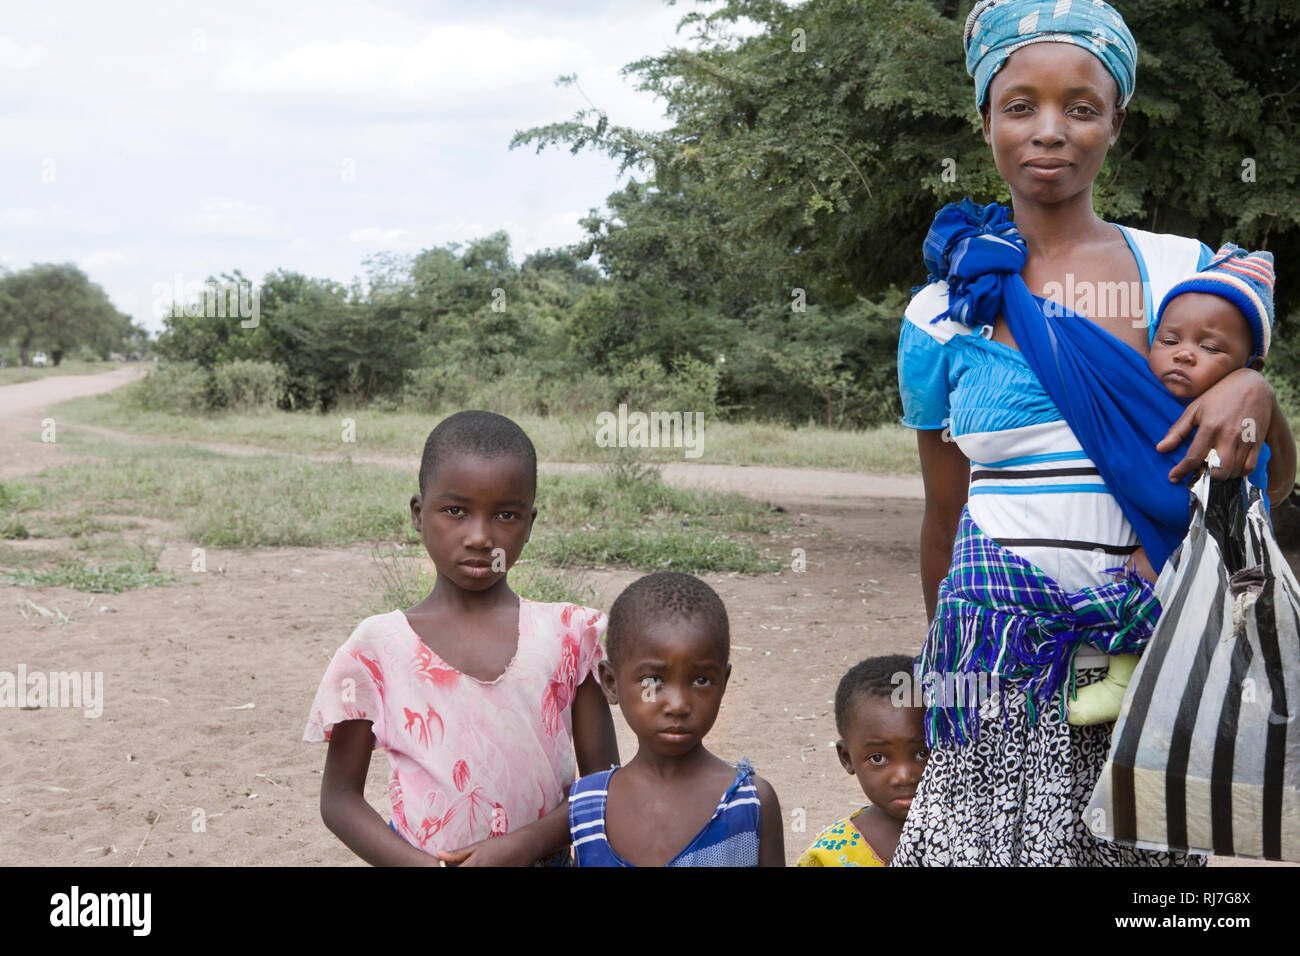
0,365 -> 145,478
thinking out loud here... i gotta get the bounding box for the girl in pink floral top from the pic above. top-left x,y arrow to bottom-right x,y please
305,411 -> 619,866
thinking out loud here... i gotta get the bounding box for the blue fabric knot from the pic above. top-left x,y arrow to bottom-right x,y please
923,199 -> 1026,329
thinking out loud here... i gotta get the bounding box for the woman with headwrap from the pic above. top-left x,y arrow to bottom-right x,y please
894,0 -> 1296,865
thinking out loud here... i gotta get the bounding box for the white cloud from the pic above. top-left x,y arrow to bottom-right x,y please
0,205 -> 120,236
0,1 -> 730,333
501,210 -> 588,256
193,197 -> 284,239
0,207 -> 48,227
346,226 -> 407,244
0,35 -> 48,71
79,249 -> 127,270
341,212 -> 589,259
215,26 -> 590,107
398,221 -> 489,247
114,290 -> 142,313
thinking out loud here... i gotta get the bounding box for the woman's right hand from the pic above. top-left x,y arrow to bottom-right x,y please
1158,367 -> 1279,482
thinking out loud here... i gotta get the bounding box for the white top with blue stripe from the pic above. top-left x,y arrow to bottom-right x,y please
898,224 -> 1212,594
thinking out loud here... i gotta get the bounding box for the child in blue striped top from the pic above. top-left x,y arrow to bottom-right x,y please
568,572 -> 784,866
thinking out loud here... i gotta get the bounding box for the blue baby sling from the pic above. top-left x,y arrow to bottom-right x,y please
922,199 -> 1269,573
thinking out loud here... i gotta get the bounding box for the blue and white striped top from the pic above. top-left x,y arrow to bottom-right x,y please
898,223 -> 1213,596
568,757 -> 762,867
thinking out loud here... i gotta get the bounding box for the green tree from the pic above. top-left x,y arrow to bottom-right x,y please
260,273 -> 420,411
514,1 -> 984,309
517,0 -> 1300,309
408,231 -> 526,360
155,269 -> 268,367
511,0 -> 1300,424
0,263 -> 132,364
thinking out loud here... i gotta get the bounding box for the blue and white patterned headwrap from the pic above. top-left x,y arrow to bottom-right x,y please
965,0 -> 1138,111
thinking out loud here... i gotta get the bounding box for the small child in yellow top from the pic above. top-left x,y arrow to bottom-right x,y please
797,654 -> 928,867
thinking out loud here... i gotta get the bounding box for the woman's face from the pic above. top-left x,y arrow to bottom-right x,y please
981,43 -> 1125,207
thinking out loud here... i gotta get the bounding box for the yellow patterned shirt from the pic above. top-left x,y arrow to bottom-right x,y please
796,809 -> 888,867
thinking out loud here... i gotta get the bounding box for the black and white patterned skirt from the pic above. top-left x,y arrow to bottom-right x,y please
891,666 -> 1208,867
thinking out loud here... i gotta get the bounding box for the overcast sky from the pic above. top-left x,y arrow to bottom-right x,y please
1,1 -> 762,333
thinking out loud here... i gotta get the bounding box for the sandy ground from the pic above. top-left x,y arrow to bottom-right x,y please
0,370 -> 1290,867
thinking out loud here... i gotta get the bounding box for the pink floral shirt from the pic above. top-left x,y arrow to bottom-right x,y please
304,599 -> 606,855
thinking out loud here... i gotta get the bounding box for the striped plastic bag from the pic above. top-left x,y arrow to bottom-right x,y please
1085,456 -> 1300,861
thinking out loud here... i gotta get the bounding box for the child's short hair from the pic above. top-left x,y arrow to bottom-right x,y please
834,654 -> 915,737
417,410 -> 538,497
606,571 -> 729,668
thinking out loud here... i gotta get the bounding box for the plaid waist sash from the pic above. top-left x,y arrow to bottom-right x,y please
920,507 -> 1161,747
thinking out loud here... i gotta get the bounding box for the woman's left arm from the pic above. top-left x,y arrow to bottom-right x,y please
1265,394 -> 1297,506
1158,368 -> 1297,490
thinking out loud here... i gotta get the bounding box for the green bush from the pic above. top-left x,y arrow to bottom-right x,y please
718,293 -> 907,429
121,359 -> 287,413
123,362 -> 212,413
402,364 -> 466,412
210,360 -> 285,412
614,354 -> 720,418
1264,315 -> 1300,428
400,352 -> 718,429
402,356 -> 620,419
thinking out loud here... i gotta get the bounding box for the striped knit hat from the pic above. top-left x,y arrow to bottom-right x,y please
1157,243 -> 1276,362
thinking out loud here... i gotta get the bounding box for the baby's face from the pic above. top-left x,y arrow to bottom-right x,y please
1149,293 -> 1254,400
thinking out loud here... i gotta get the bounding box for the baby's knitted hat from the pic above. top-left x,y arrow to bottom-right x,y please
1157,243 -> 1276,362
